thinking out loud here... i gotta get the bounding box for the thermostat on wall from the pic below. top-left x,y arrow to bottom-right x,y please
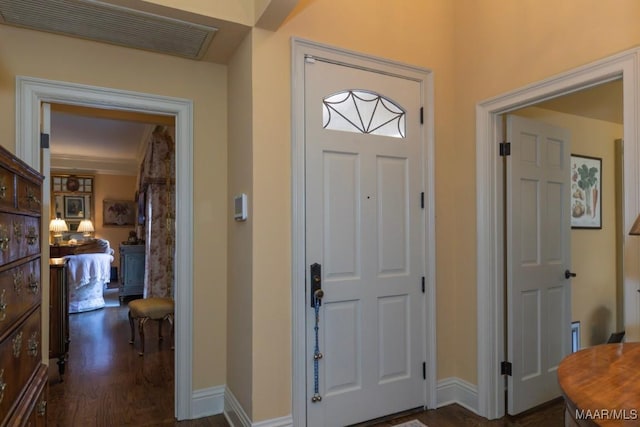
234,194 -> 247,221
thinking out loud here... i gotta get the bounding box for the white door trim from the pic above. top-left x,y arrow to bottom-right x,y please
291,37 -> 437,426
476,48 -> 640,419
16,76 -> 195,420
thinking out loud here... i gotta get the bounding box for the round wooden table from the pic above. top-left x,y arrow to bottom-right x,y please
558,343 -> 640,426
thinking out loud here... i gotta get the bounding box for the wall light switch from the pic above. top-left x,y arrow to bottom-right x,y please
234,193 -> 247,221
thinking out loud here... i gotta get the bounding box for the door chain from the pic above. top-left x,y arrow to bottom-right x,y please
312,288 -> 324,403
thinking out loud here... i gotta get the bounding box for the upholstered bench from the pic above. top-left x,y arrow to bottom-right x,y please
128,297 -> 175,356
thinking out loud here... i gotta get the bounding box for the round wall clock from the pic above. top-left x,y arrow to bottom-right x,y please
66,176 -> 80,192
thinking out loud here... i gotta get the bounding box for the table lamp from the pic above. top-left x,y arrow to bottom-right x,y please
49,218 -> 68,245
78,219 -> 94,238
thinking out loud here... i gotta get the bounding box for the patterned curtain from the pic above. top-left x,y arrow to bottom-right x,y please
139,127 -> 175,298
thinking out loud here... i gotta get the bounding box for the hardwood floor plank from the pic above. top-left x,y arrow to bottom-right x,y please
48,287 -> 563,426
47,288 -> 228,427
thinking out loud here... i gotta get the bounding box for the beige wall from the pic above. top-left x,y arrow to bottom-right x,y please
243,0 -> 640,420
453,0 -> 640,383
247,2 -> 456,421
227,33 -> 255,417
4,0 -> 640,423
515,107 -> 623,348
93,173 -> 138,270
0,24 -> 228,390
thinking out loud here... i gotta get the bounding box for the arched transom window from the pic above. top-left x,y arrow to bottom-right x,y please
322,90 -> 406,138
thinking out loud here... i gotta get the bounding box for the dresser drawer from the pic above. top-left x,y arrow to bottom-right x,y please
16,176 -> 41,214
0,214 -> 40,266
2,364 -> 47,427
26,377 -> 47,427
21,216 -> 40,259
0,307 -> 41,420
0,259 -> 41,338
0,167 -> 15,211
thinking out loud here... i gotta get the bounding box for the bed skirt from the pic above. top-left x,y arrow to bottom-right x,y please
68,277 -> 107,313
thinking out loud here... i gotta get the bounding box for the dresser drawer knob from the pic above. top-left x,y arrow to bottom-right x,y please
12,331 -> 22,358
26,189 -> 41,208
0,184 -> 6,200
0,234 -> 8,252
26,226 -> 38,245
28,331 -> 39,357
27,273 -> 39,294
13,222 -> 22,243
0,369 -> 5,404
13,271 -> 23,295
37,399 -> 47,416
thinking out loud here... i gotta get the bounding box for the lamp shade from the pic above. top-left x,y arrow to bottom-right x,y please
630,214 -> 640,235
77,219 -> 94,234
49,218 -> 68,234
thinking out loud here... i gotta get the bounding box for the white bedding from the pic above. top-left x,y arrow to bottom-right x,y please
65,253 -> 114,289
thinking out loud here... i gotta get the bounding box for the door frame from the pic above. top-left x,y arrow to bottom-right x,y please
291,37 -> 437,426
476,48 -> 640,419
15,76 -> 194,420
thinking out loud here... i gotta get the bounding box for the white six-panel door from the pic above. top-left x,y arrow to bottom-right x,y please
304,58 -> 425,426
506,115 -> 572,414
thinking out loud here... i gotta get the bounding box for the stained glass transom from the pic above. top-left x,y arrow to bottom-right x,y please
322,90 -> 406,138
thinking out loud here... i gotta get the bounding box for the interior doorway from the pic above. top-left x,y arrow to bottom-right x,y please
16,76 -> 195,420
476,48 -> 640,420
509,83 -> 624,350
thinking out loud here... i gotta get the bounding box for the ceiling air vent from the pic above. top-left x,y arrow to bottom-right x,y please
0,0 -> 218,60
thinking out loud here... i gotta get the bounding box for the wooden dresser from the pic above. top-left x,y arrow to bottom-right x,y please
119,244 -> 145,301
0,145 -> 47,426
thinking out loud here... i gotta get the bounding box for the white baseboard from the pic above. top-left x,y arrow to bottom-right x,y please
191,385 -> 225,419
224,387 -> 252,427
209,380 -> 473,425
223,388 -> 293,427
436,377 -> 479,414
252,415 -> 293,427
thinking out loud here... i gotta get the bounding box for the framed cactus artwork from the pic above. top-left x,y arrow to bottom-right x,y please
571,154 -> 602,229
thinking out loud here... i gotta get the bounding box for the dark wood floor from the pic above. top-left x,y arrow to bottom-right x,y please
47,287 -> 228,426
362,399 -> 564,427
47,287 -> 564,426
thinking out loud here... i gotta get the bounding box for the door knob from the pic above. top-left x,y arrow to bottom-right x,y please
565,270 -> 577,279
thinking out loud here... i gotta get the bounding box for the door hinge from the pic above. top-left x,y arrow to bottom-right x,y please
420,192 -> 424,209
422,362 -> 426,379
420,107 -> 424,125
501,361 -> 512,376
499,142 -> 511,156
40,133 -> 50,149
421,277 -> 425,293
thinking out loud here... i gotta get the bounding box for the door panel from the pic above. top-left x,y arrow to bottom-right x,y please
323,152 -> 360,280
305,59 -> 424,426
507,114 -> 572,415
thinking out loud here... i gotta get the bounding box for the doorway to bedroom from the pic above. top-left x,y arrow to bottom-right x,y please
45,103 -> 178,422
15,75 -> 194,420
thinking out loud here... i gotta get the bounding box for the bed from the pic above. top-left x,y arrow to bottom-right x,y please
65,239 -> 114,313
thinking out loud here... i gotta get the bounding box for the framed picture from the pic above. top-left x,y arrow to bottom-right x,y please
103,199 -> 136,226
571,154 -> 602,229
64,196 -> 85,219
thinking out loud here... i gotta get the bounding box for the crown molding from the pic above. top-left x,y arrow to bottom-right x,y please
51,153 -> 138,176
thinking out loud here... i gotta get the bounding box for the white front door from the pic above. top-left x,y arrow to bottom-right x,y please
305,58 -> 425,426
506,114 -> 572,414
